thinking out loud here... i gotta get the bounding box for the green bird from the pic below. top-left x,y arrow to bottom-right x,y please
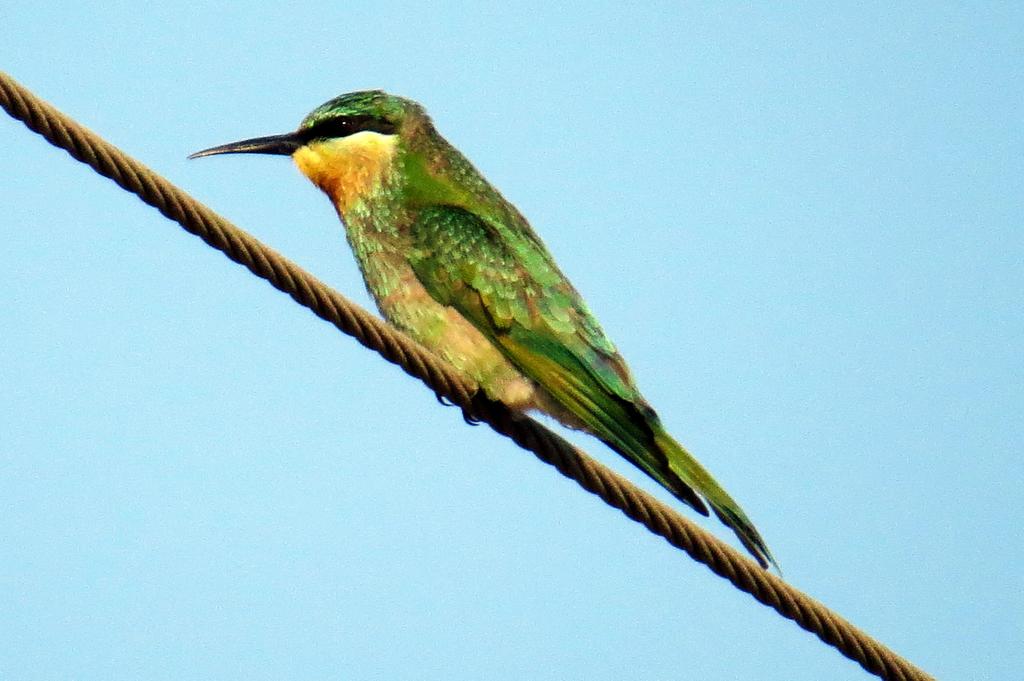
190,91 -> 776,569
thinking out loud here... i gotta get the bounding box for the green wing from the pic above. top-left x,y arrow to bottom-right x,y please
408,205 -> 708,515
408,205 -> 778,569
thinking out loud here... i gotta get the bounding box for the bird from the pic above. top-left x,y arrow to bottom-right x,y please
190,90 -> 776,569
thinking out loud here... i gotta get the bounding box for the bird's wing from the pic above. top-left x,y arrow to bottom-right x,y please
408,205 -> 708,514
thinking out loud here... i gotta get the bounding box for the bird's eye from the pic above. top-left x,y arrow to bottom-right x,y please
301,115 -> 396,141
302,117 -> 351,140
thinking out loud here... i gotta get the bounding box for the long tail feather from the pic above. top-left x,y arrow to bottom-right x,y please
653,427 -> 778,570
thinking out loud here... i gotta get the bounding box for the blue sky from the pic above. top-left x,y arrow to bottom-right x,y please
2,3 -> 1021,679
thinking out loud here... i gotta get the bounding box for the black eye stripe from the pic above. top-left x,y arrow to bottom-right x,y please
300,115 -> 397,141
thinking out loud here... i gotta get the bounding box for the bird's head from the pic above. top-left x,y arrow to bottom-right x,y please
190,90 -> 426,209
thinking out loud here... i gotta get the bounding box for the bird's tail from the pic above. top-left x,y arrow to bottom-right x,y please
509,336 -> 776,569
652,425 -> 778,571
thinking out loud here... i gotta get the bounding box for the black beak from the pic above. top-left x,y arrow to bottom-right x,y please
188,132 -> 304,159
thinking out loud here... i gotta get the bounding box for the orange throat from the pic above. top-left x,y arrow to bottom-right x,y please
292,131 -> 399,213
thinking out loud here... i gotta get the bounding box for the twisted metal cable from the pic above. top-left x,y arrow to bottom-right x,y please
0,71 -> 934,681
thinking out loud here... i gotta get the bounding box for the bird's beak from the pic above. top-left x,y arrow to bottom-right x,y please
188,132 -> 304,159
